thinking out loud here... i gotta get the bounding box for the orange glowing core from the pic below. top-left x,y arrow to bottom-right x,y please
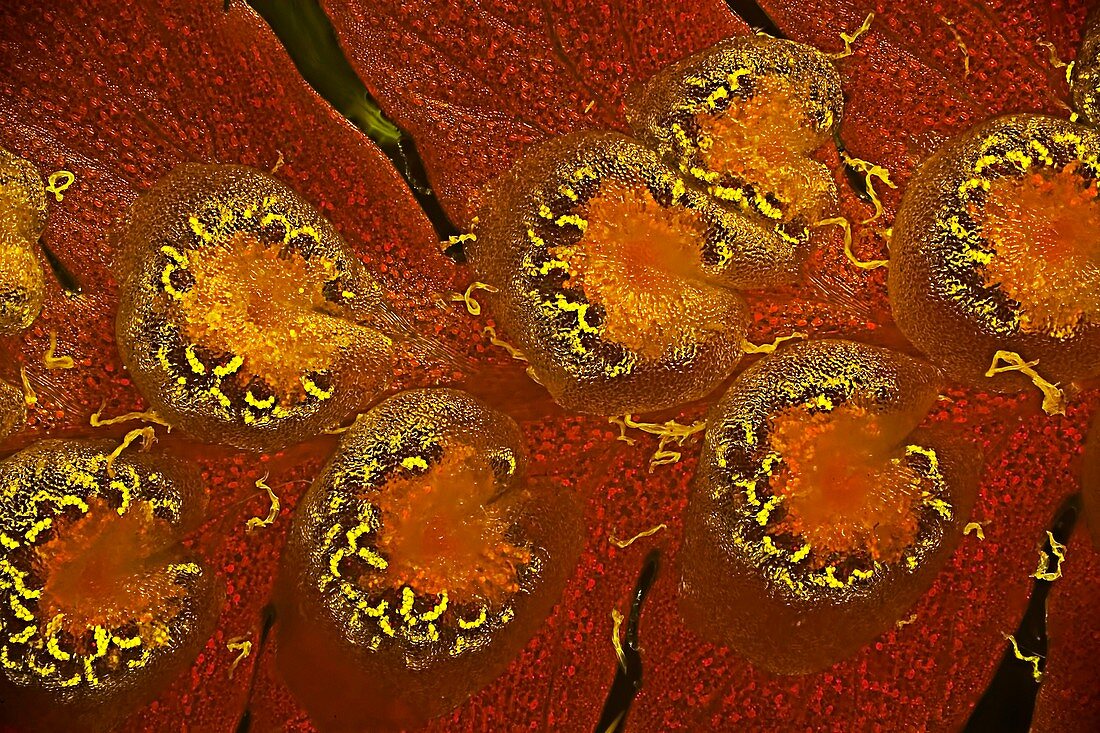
552,180 -> 730,358
177,232 -> 353,401
767,404 -> 924,565
33,498 -> 186,646
695,76 -> 833,223
979,161 -> 1100,339
370,445 -> 530,606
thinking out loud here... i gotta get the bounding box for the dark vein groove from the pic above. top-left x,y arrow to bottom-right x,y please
234,602 -> 278,733
218,4 -> 1079,730
831,128 -> 874,204
723,0 -> 786,39
595,548 -> 661,733
243,0 -> 461,248
963,493 -> 1082,733
538,0 -> 610,114
37,237 -> 81,295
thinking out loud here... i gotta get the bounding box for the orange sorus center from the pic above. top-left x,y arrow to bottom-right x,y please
766,403 -> 924,566
370,444 -> 531,607
550,180 -> 731,359
177,231 -> 353,402
695,76 -> 832,223
32,498 -> 187,644
977,161 -> 1100,339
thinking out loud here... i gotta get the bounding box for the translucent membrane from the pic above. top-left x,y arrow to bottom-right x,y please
0,440 -> 218,732
116,164 -> 396,451
681,339 -> 979,674
0,148 -> 47,336
469,132 -> 799,415
276,388 -> 581,730
0,378 -> 24,441
890,114 -> 1100,388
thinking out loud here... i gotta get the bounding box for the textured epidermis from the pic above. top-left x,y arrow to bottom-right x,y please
0,148 -> 47,336
0,378 -> 25,440
3,0 -> 1098,727
978,161 -> 1100,339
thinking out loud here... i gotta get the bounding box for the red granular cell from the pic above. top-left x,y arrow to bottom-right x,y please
1033,527 -> 1100,732
320,0 -> 748,225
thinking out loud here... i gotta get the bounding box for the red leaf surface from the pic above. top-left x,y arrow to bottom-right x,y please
1033,526 -> 1100,732
1,0 -> 1098,732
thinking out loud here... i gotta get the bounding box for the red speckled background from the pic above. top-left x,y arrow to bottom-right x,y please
1,0 -> 1098,731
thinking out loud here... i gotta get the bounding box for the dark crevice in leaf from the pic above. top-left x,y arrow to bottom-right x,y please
442,232 -> 467,263
244,0 -> 461,247
234,602 -> 277,733
831,128 -> 874,203
595,548 -> 661,733
38,237 -> 81,295
963,493 -> 1082,733
723,0 -> 786,39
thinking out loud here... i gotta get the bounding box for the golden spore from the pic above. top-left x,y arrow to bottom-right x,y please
0,439 -> 218,733
115,163 -> 396,451
681,339 -> 979,674
890,114 -> 1100,389
277,388 -> 580,730
627,35 -> 843,237
1072,6 -> 1100,124
0,378 -> 25,440
469,131 -> 802,416
0,148 -> 47,336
